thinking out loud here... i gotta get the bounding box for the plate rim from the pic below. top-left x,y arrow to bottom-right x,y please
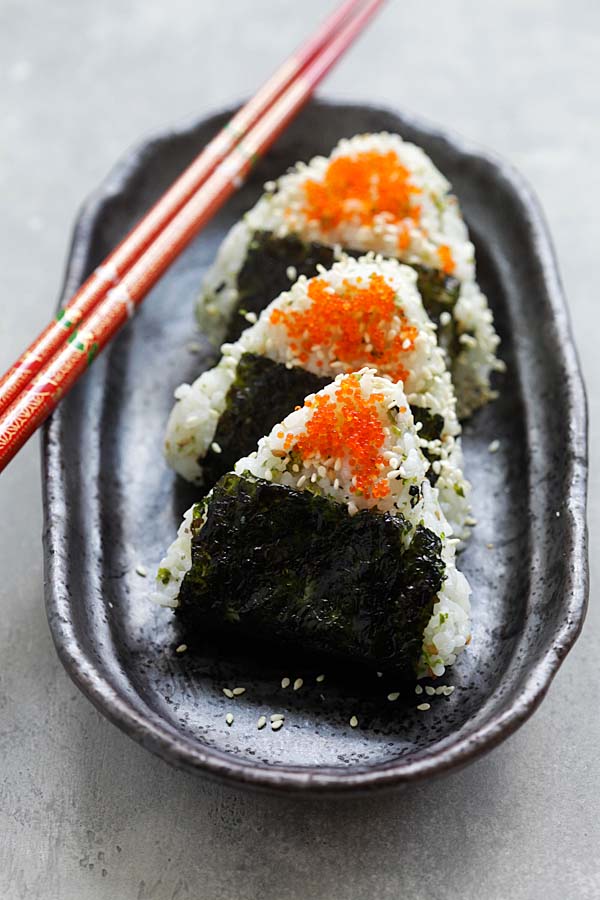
42,98 -> 589,793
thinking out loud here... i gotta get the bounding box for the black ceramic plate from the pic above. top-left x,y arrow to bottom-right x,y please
43,101 -> 588,794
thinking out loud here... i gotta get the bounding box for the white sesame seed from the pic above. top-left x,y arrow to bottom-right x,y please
225,713 -> 234,726
296,475 -> 307,489
425,685 -> 435,696
556,511 -> 561,517
175,643 -> 187,654
286,265 -> 297,280
310,473 -> 318,483
349,715 -> 359,728
317,465 -> 327,478
488,439 -> 500,453
281,677 -> 291,689
257,716 -> 267,729
270,713 -> 285,722
417,703 -> 431,711
415,685 -> 423,695
211,442 -> 222,454
387,692 -> 400,702
487,542 -> 494,550
135,564 -> 148,577
316,674 -> 325,683
293,678 -> 303,691
232,687 -> 246,696
271,719 -> 284,731
222,688 -> 234,699
376,671 -> 383,678
244,311 -> 258,324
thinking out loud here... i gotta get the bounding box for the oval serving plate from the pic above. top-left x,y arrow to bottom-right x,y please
43,100 -> 588,794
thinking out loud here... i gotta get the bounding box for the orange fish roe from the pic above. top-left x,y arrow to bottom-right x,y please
301,151 -> 423,248
284,375 -> 390,501
269,272 -> 418,382
437,244 -> 456,274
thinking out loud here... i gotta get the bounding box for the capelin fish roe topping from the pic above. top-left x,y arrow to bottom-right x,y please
437,244 -> 456,275
284,375 -> 390,500
301,150 -> 422,250
270,273 -> 418,382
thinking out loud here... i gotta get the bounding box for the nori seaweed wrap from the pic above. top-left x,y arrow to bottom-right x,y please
177,473 -> 444,678
156,371 -> 472,679
226,230 -> 460,346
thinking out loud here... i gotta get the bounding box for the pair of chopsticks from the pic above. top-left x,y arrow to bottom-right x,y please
0,0 -> 385,474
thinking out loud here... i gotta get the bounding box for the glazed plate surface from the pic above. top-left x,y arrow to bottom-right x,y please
43,101 -> 588,793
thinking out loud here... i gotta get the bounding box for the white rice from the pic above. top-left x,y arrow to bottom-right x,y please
197,132 -> 501,416
166,254 -> 471,538
155,370 -> 472,678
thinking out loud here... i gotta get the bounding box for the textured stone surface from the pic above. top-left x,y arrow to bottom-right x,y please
0,0 -> 598,897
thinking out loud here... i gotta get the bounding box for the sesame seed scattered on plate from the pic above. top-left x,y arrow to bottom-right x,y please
293,678 -> 303,691
387,692 -> 400,702
271,720 -> 284,731
270,713 -> 285,722
257,716 -> 267,730
488,439 -> 500,453
281,677 -> 291,689
315,674 -> 325,683
225,713 -> 234,726
222,688 -> 234,699
175,643 -> 187,654
417,703 -> 431,711
425,685 -> 435,696
350,715 -> 359,728
232,687 -> 246,696
415,685 -> 423,695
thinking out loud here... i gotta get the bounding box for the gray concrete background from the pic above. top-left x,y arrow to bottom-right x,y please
0,1 -> 598,897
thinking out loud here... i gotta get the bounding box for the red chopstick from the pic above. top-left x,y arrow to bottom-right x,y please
0,0 -> 385,473
0,0 -> 364,419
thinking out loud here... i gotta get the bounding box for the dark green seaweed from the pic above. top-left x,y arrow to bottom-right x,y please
203,353 -> 329,487
388,404 -> 444,486
229,231 -> 461,356
178,474 -> 445,677
409,405 -> 445,444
